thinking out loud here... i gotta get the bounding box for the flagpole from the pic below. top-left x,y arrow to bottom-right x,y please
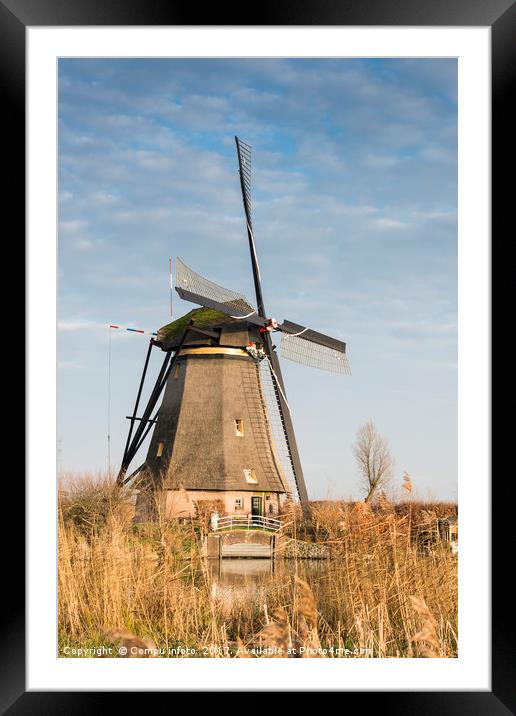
169,257 -> 173,318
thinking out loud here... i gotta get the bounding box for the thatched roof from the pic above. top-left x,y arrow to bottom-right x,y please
157,307 -> 239,351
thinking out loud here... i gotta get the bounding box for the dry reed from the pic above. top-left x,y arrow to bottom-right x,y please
58,475 -> 457,658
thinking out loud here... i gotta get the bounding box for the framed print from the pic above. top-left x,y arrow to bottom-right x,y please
5,0 -> 509,709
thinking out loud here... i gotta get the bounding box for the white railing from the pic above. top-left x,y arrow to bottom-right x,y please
212,514 -> 283,532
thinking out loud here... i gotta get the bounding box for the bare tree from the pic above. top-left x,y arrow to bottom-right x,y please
353,420 -> 394,503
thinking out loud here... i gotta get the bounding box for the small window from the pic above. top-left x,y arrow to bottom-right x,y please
174,364 -> 181,379
235,419 -> 244,437
156,441 -> 165,457
244,468 -> 257,484
235,497 -> 243,509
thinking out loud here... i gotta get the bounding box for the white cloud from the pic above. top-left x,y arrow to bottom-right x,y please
59,219 -> 87,234
363,154 -> 402,169
373,217 -> 410,230
58,319 -> 104,332
58,360 -> 82,369
73,238 -> 96,250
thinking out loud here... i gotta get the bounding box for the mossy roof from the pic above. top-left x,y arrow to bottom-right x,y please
157,307 -> 236,350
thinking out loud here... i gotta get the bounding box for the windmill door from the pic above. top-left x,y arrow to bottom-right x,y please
251,496 -> 263,517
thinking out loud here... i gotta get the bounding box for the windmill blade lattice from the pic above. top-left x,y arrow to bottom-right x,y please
258,358 -> 299,499
175,257 -> 258,319
280,330 -> 352,374
235,137 -> 253,225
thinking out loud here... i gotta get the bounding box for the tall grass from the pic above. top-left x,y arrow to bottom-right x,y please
58,475 -> 457,658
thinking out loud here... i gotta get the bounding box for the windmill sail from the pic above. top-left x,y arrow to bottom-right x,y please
258,358 -> 298,498
280,321 -> 351,375
176,259 -> 351,375
235,137 -> 253,227
236,136 -> 267,318
280,333 -> 351,374
175,257 -> 261,322
235,138 -> 310,507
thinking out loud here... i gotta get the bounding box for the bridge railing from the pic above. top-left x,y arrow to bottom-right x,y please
212,514 -> 285,532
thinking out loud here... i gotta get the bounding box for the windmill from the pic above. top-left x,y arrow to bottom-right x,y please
117,137 -> 350,519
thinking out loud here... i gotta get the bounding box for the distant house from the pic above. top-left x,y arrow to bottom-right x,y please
437,515 -> 458,554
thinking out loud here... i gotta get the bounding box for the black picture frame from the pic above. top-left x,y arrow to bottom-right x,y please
6,0 -> 508,710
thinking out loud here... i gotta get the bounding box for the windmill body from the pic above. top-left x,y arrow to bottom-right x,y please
119,137 -> 350,521
136,309 -> 291,520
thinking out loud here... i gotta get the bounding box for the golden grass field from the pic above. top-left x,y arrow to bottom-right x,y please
58,475 -> 457,658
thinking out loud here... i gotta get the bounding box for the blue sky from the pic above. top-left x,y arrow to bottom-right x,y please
58,58 -> 457,501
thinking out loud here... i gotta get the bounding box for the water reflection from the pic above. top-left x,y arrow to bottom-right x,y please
205,558 -> 330,588
196,558 -> 337,621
